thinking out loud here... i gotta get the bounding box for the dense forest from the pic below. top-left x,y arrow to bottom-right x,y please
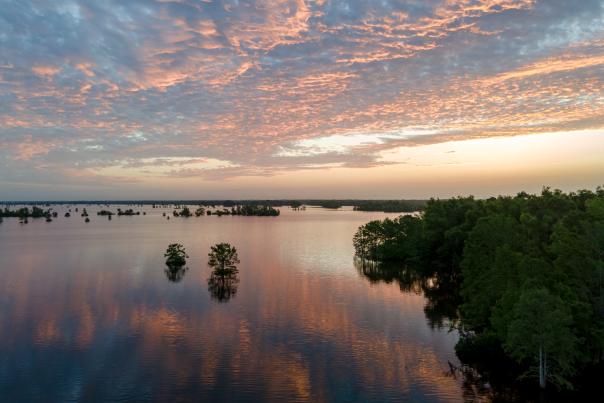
353,188 -> 604,392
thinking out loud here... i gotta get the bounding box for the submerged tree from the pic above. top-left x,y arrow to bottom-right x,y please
207,243 -> 240,302
172,207 -> 192,217
165,243 -> 189,267
208,243 -> 240,276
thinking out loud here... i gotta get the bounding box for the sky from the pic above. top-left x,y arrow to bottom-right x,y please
0,0 -> 603,200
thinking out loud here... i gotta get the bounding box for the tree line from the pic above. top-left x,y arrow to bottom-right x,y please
0,206 -> 53,218
2,200 -> 428,213
353,200 -> 427,212
353,188 -> 604,391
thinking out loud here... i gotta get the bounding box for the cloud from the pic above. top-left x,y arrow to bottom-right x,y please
0,0 -> 603,196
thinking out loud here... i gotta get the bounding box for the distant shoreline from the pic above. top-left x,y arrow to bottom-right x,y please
0,199 -> 428,213
0,199 -> 428,204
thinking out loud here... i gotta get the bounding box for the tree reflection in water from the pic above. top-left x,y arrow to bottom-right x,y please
164,243 -> 189,283
355,257 -> 461,331
207,243 -> 240,303
355,257 -> 498,401
165,264 -> 188,283
207,273 -> 239,302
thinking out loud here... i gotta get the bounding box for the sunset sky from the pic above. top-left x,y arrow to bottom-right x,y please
1,0 -> 603,200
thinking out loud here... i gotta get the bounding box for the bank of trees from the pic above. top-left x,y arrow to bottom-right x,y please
353,188 -> 604,391
0,206 -> 52,219
173,206 -> 192,217
353,200 -> 427,212
318,201 -> 343,209
206,205 -> 280,216
117,208 -> 140,216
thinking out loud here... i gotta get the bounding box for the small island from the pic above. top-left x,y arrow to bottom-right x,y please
207,205 -> 280,217
0,206 -> 54,220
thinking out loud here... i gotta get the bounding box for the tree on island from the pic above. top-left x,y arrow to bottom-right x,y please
117,208 -> 139,216
319,201 -> 343,209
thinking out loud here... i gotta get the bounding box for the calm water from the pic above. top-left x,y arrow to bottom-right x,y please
0,206 -> 477,402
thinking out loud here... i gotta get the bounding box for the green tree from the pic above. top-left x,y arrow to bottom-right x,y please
460,214 -> 526,330
352,187 -> 604,392
422,196 -> 479,272
165,243 -> 188,267
208,243 -> 240,276
505,287 -> 579,389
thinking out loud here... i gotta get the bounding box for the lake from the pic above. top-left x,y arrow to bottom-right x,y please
0,205 -> 480,402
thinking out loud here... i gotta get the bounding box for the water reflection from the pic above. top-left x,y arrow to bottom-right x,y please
0,207 -> 473,402
355,257 -> 460,330
164,264 -> 188,283
207,273 -> 239,302
355,258 -> 499,401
